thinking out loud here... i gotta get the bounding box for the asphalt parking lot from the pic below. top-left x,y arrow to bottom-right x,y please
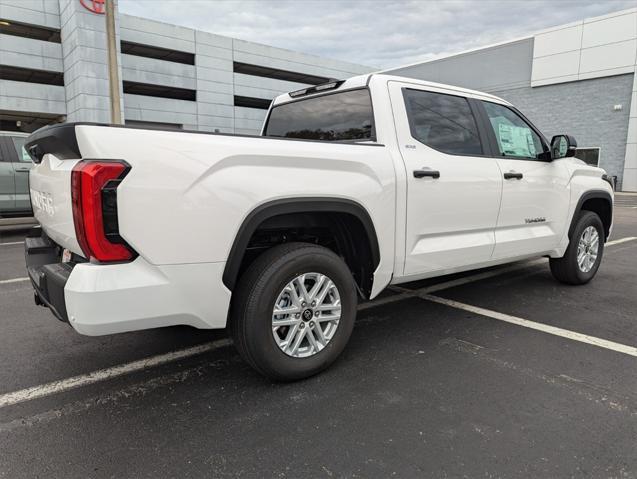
1,202 -> 636,478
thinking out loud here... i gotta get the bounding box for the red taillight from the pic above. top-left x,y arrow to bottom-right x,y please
71,160 -> 134,262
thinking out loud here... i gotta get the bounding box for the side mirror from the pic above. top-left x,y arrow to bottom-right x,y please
550,134 -> 577,159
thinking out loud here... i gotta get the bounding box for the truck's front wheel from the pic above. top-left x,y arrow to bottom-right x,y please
550,211 -> 605,285
230,243 -> 357,381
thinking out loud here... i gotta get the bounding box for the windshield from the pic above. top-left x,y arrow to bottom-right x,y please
264,89 -> 374,142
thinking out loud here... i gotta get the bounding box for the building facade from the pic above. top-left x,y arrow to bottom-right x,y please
3,2 -> 636,191
384,8 -> 637,191
0,0 -> 371,136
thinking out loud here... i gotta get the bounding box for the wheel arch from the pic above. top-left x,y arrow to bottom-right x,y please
568,190 -> 613,241
222,197 -> 381,295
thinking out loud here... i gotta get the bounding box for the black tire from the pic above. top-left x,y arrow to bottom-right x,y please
549,211 -> 605,285
230,242 -> 357,381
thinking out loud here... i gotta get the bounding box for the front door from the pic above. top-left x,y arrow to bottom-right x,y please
478,101 -> 570,259
389,82 -> 503,277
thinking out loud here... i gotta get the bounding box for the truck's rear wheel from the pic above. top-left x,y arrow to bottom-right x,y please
549,211 -> 604,285
230,243 -> 357,381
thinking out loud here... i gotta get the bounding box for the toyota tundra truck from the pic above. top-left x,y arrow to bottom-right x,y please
23,74 -> 614,380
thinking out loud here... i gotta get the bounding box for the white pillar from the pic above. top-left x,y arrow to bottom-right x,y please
59,0 -> 124,123
621,65 -> 637,191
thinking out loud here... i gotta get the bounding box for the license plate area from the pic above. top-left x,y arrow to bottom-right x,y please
25,227 -> 61,268
25,227 -> 73,322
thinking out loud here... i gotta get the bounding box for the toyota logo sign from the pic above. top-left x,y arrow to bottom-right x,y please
80,0 -> 105,14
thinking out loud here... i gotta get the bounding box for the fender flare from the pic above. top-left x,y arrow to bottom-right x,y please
222,197 -> 380,290
568,189 -> 613,240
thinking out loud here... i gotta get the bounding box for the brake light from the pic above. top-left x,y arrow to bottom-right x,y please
71,160 -> 134,262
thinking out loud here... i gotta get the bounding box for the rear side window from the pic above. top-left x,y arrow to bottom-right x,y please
403,88 -> 482,155
264,89 -> 374,141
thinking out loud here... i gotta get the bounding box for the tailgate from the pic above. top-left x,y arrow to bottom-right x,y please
29,154 -> 82,254
25,123 -> 83,254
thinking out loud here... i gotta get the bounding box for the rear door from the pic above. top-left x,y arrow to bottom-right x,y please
388,82 -> 503,276
476,100 -> 570,259
8,136 -> 35,211
0,136 -> 16,213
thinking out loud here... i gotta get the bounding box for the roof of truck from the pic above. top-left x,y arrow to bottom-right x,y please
271,73 -> 511,107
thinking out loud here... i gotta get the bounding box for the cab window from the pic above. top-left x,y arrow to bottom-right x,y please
482,102 -> 546,160
402,88 -> 483,156
264,89 -> 374,141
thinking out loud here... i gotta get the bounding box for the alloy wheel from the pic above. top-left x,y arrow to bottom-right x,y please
271,272 -> 341,358
577,225 -> 599,273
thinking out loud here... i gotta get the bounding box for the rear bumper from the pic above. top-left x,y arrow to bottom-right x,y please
25,228 -> 72,322
65,258 -> 232,336
25,228 -> 232,336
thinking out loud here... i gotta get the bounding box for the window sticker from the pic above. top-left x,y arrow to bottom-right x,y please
497,123 -> 536,158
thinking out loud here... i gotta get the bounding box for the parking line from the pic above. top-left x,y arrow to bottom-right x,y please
358,291 -> 413,310
413,259 -> 547,295
606,236 -> 636,246
392,236 -> 636,296
421,294 -> 637,358
0,339 -> 232,408
0,277 -> 28,285
0,236 -> 635,409
0,241 -> 23,246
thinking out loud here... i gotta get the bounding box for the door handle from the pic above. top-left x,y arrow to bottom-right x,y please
413,169 -> 440,179
15,168 -> 30,172
503,172 -> 523,180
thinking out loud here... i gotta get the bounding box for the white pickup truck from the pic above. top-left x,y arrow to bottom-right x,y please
24,73 -> 614,380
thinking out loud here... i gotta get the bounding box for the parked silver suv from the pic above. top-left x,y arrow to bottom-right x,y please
0,131 -> 34,217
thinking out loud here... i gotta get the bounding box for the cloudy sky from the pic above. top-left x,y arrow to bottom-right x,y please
118,0 -> 635,69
